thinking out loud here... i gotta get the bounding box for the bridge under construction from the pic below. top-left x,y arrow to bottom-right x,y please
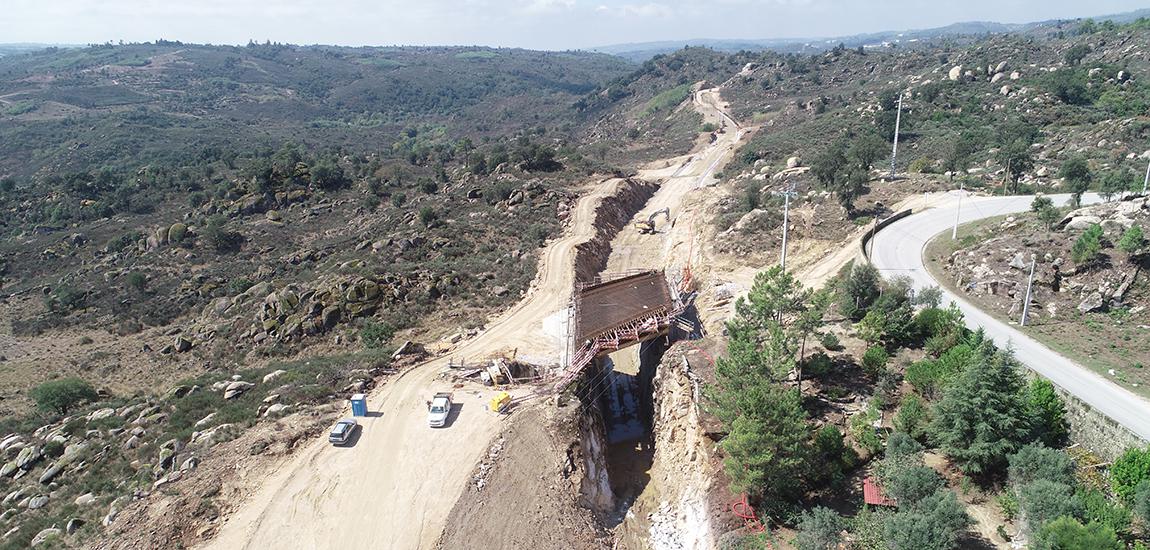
556,269 -> 690,389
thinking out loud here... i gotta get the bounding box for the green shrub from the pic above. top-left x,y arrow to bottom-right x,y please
42,440 -> 65,459
803,352 -> 833,379
1042,68 -> 1094,105
882,490 -> 971,549
1071,224 -> 1104,265
894,395 -> 929,441
1031,196 -> 1063,229
907,157 -> 937,174
203,215 -> 243,253
810,425 -> 857,488
360,320 -> 395,349
913,305 -> 966,355
227,278 -> 255,296
1026,379 -> 1068,447
886,465 -> 944,506
819,332 -> 841,351
1134,479 -> 1150,525
126,271 -> 147,291
418,206 -> 438,227
484,181 -> 515,204
1019,479 -> 1080,534
1112,447 -> 1150,502
46,285 -> 86,313
29,378 -> 99,415
1008,444 -> 1075,488
1079,488 -> 1132,537
861,346 -> 889,376
914,286 -> 943,309
1118,225 -> 1145,253
742,180 -> 761,212
1035,516 -> 1122,550
838,264 -> 880,321
997,492 -> 1019,521
794,506 -> 844,550
106,232 -> 142,253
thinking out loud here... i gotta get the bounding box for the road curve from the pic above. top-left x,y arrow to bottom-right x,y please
870,191 -> 1150,441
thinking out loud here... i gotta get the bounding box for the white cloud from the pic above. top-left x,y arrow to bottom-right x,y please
520,0 -> 577,14
595,2 -> 674,18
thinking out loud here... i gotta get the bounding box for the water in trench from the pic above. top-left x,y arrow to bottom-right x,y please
597,337 -> 666,523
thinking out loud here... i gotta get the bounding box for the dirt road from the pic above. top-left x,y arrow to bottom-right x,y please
201,83 -> 748,550
606,86 -> 747,276
202,177 -> 629,550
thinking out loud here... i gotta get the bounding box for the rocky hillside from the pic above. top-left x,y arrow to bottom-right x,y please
936,195 -> 1149,391
705,17 -> 1150,269
0,43 -> 631,179
0,43 -> 745,548
1,16 -> 1149,549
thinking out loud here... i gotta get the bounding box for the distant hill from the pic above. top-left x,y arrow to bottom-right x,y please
0,43 -> 75,58
0,43 -> 631,178
592,7 -> 1150,61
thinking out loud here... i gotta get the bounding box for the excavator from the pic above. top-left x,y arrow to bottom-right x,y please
634,208 -> 670,234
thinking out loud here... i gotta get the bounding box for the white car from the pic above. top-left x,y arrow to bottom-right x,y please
427,392 -> 453,428
328,418 -> 358,445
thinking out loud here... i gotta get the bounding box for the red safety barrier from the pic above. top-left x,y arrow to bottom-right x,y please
730,493 -> 766,534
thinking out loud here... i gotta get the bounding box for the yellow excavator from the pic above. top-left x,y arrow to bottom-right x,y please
634,208 -> 670,234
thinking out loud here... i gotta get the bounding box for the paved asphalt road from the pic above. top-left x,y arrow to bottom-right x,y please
870,191 -> 1150,441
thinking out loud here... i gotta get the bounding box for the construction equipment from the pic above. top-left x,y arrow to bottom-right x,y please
634,208 -> 671,234
489,391 -> 512,414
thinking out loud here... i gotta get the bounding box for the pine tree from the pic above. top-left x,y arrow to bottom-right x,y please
1026,379 -> 1069,447
736,266 -> 808,330
721,384 -> 811,502
929,342 -> 1031,475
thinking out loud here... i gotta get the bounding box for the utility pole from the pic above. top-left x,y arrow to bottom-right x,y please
952,179 -> 964,240
1021,254 -> 1037,327
889,93 -> 903,179
1143,157 -> 1149,194
777,183 -> 798,271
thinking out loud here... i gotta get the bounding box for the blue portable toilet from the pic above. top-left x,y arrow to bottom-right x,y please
350,393 -> 368,417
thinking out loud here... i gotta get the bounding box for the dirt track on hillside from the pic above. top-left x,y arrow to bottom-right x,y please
607,87 -> 747,277
201,177 -> 635,550
200,83 -> 750,550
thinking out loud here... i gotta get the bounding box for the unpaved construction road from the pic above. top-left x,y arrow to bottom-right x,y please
607,86 -> 747,276
203,177 -> 639,550
201,85 -> 747,550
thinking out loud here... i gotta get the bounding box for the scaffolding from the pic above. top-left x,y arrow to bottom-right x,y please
553,269 -> 690,392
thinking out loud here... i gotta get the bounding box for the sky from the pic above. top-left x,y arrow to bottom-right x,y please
1,0 -> 1146,51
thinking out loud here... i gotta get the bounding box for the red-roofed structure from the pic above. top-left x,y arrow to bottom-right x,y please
863,476 -> 897,507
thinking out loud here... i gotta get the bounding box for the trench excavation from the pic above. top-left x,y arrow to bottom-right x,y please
576,337 -> 668,524
565,178 -> 701,528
